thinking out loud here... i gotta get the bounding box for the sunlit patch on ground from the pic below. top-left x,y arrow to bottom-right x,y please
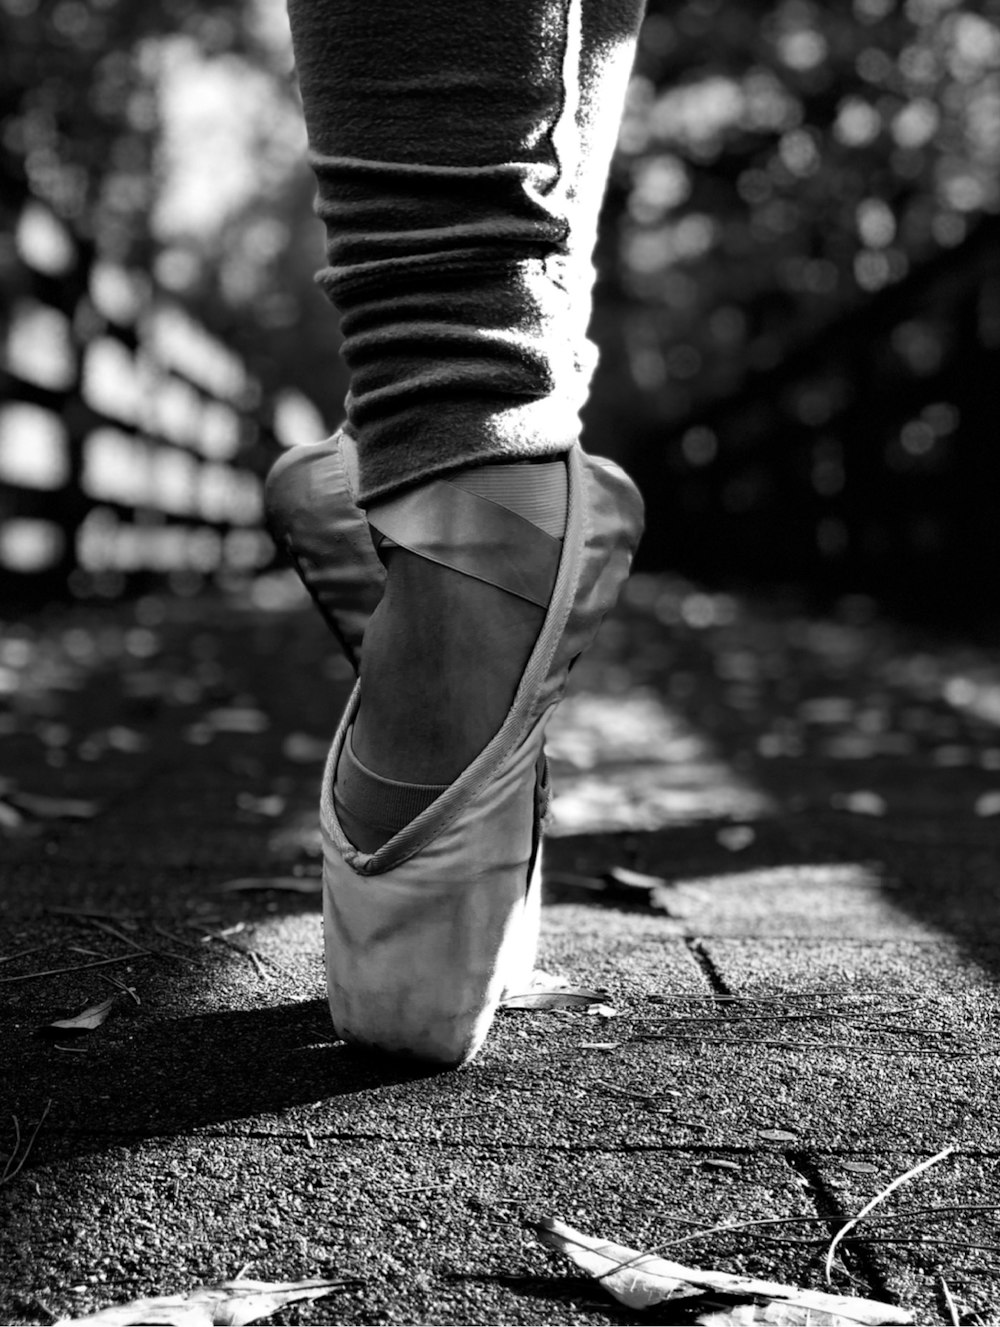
546,688 -> 774,835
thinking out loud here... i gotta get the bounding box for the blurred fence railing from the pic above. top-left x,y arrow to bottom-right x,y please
631,212 -> 1000,620
0,199 -> 299,606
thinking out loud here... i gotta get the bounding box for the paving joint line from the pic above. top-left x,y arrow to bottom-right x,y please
683,935 -> 733,995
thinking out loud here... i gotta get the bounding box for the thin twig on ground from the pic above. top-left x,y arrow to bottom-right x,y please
0,953 -> 155,983
0,940 -> 63,966
941,1276 -> 961,1327
47,906 -> 142,921
824,1145 -> 956,1282
97,972 -> 141,1005
150,923 -> 203,951
247,950 -> 274,983
81,916 -> 150,955
1,1100 -> 51,1186
81,916 -> 197,967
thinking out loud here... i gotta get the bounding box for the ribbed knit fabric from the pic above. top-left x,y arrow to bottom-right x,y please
285,0 -> 646,503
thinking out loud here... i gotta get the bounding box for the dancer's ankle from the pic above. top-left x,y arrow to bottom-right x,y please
336,456 -> 569,849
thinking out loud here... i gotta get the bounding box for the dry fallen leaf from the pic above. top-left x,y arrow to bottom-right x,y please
697,1307 -> 874,1325
604,866 -> 668,893
53,1277 -> 357,1327
533,1216 -> 913,1325
216,877 -> 322,894
501,988 -> 609,1010
43,995 -> 119,1035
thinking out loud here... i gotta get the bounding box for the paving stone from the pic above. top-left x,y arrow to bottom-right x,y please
0,1138 -> 822,1326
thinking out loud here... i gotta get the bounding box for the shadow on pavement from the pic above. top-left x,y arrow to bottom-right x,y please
12,997 -> 448,1161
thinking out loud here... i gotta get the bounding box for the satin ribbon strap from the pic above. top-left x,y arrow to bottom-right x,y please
367,480 -> 561,608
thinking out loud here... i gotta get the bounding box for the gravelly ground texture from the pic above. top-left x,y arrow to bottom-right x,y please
2,572 -> 999,1326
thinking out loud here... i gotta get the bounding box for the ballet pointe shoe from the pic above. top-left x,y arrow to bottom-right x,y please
320,445 -> 643,1066
264,430 -> 384,673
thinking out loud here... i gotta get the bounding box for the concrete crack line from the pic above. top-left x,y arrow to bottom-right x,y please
683,936 -> 733,995
783,1148 -> 895,1304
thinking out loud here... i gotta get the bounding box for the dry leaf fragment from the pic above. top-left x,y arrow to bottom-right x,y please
757,1129 -> 798,1143
44,995 -> 119,1035
579,1042 -> 620,1051
697,1306 -> 868,1325
501,986 -> 609,1010
605,866 -> 667,893
533,1216 -> 913,1325
841,1161 -> 879,1175
216,877 -> 321,894
702,1159 -> 741,1173
53,1277 -> 357,1327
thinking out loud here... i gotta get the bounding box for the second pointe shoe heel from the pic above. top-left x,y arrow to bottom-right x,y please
321,444 -> 644,1067
264,431 -> 384,673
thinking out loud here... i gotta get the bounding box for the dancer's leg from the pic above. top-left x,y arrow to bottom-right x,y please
286,0 -> 644,501
285,0 -> 644,848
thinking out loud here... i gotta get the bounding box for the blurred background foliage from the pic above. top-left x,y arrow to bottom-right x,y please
615,0 -> 998,416
1,0 -> 998,621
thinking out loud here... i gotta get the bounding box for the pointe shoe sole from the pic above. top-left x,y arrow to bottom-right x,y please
320,444 -> 643,1066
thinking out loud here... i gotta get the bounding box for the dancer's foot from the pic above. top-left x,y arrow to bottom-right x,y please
336,459 -> 567,851
354,549 -> 546,782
